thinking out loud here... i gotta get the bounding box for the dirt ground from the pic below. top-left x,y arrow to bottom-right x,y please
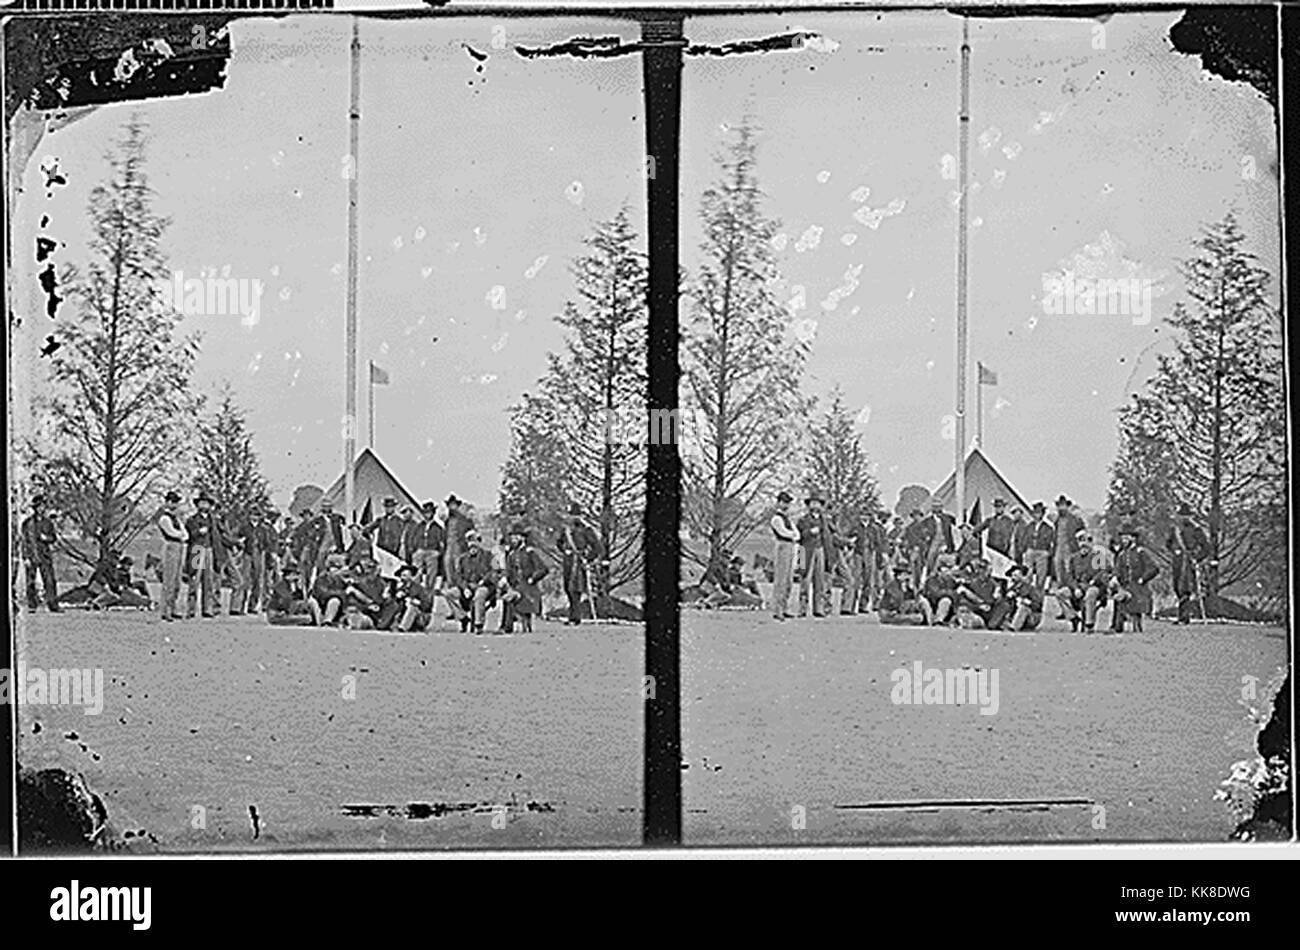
681,609 -> 1288,847
15,609 -> 642,852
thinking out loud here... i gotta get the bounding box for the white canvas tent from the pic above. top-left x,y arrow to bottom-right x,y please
931,447 -> 1031,524
319,447 -> 422,526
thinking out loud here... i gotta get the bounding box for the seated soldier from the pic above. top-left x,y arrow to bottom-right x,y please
879,566 -> 926,625
266,564 -> 314,626
383,564 -> 432,632
449,529 -> 497,633
1003,563 -> 1044,631
725,556 -> 764,608
954,558 -> 1007,629
114,556 -> 153,608
308,554 -> 349,626
499,524 -> 548,634
88,553 -> 124,610
1055,533 -> 1111,632
344,556 -> 388,629
920,554 -> 959,626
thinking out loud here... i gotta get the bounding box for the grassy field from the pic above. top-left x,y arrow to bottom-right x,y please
16,609 -> 642,852
681,609 -> 1287,847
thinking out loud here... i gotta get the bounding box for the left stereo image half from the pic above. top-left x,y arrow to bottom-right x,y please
8,12 -> 651,852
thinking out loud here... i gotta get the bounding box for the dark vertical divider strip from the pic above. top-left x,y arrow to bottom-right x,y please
640,14 -> 684,847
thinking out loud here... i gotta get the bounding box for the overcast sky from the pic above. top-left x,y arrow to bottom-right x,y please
15,15 -> 646,513
14,10 -> 1279,514
683,10 -> 1279,511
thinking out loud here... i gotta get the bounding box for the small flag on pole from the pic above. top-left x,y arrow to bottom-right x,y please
977,362 -> 998,386
370,361 -> 390,385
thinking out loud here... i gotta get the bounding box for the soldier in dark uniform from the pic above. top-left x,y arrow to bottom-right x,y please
556,502 -> 602,625
1009,506 -> 1033,565
362,496 -> 405,559
21,494 -> 61,612
1025,502 -> 1055,591
1110,524 -> 1159,633
411,501 -> 446,591
290,508 -> 318,587
308,553 -> 350,626
954,558 -> 1006,629
451,529 -> 498,633
341,522 -> 370,569
266,564 -> 313,626
1167,503 -> 1210,624
879,566 -> 925,625
239,508 -> 277,614
976,497 -> 1016,558
184,492 -> 225,618
499,524 -> 549,634
901,509 -> 927,590
382,564 -> 433,632
920,499 -> 958,583
795,496 -> 832,618
222,511 -> 248,615
312,499 -> 346,582
1004,563 -> 1045,631
343,556 -> 388,630
442,495 -> 474,589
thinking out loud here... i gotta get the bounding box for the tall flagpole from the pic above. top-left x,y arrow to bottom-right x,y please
954,15 -> 971,523
344,17 -> 361,523
976,362 -> 983,449
368,361 -> 376,450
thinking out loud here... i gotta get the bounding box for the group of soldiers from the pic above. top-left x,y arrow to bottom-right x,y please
19,489 -> 608,634
767,490 -> 1212,633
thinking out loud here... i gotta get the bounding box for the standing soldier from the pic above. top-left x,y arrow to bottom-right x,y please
362,497 -> 405,558
291,508 -> 318,588
1009,505 -> 1032,565
556,502 -> 602,625
184,492 -> 224,618
314,499 -> 347,580
411,501 -> 446,592
769,490 -> 799,622
398,505 -> 419,561
157,491 -> 188,622
976,497 -> 1015,559
223,511 -> 248,615
1025,502 -> 1054,591
1051,494 -> 1084,592
21,494 -> 61,612
1167,503 -> 1210,624
796,495 -> 831,618
442,495 -> 474,589
241,508 -> 276,614
920,499 -> 957,585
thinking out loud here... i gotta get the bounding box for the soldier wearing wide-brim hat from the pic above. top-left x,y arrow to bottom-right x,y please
1050,494 -> 1085,589
184,490 -> 226,618
157,490 -> 188,621
361,495 -> 405,559
441,494 -> 475,594
1167,503 -> 1210,625
21,492 -> 61,612
499,522 -> 549,634
410,500 -> 446,592
557,502 -> 602,625
1111,523 -> 1159,633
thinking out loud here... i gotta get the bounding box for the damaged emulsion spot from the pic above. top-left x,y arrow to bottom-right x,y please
515,31 -> 838,61
341,800 -> 556,820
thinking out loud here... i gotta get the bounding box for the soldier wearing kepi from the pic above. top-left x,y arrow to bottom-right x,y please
557,502 -> 602,625
21,494 -> 61,612
157,491 -> 188,621
1167,503 -> 1210,624
240,507 -> 276,614
1110,524 -> 1159,634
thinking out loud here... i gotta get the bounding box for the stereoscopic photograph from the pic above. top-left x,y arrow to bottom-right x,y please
9,11 -> 648,851
676,8 -> 1288,845
3,2 -> 1292,862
